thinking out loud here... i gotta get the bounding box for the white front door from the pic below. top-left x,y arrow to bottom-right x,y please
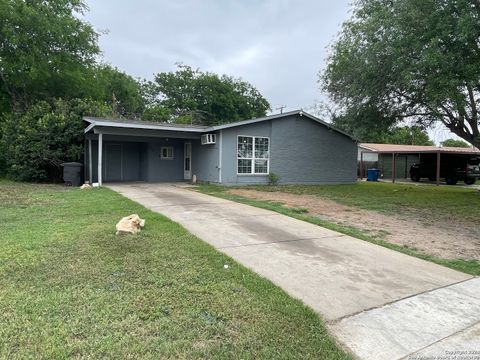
184,142 -> 192,180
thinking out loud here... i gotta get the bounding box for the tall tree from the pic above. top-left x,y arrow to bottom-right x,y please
0,0 -> 106,180
331,103 -> 394,142
92,65 -> 145,118
145,64 -> 270,125
0,0 -> 100,110
322,0 -> 480,148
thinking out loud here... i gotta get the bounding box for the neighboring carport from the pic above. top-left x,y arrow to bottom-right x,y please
359,143 -> 480,185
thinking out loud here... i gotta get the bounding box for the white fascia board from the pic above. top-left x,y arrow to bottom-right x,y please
85,120 -> 206,133
209,110 -> 302,131
84,122 -> 96,133
358,144 -> 379,152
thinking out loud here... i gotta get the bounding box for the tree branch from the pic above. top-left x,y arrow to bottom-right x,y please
466,83 -> 479,136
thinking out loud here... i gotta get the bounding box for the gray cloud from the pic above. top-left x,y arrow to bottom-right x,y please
84,0 -> 350,112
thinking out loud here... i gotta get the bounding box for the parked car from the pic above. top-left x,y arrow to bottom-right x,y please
410,156 -> 480,185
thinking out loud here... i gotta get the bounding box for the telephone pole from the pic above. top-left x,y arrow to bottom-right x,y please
276,105 -> 286,114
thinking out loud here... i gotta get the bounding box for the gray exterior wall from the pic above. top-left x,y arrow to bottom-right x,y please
192,139 -> 220,183
144,139 -> 184,182
219,114 -> 357,185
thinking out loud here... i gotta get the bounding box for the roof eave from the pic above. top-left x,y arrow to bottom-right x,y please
82,112 -> 357,140
83,117 -> 207,133
209,110 -> 357,141
209,109 -> 304,131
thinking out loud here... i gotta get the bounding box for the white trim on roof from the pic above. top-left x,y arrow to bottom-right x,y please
83,117 -> 207,133
210,110 -> 302,131
83,111 -> 355,140
358,144 -> 380,152
210,110 -> 355,140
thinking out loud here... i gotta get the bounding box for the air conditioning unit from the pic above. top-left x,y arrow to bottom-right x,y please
201,133 -> 216,145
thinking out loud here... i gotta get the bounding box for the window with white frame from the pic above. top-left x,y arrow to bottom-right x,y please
161,146 -> 174,160
237,136 -> 269,174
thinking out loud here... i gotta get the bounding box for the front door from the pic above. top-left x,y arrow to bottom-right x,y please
105,143 -> 122,181
184,142 -> 192,180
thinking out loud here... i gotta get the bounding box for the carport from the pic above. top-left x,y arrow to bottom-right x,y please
359,143 -> 480,185
83,117 -> 207,185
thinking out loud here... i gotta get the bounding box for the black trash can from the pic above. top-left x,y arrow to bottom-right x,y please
61,162 -> 83,186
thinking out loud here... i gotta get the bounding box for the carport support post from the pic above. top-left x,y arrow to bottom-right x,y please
360,151 -> 364,180
98,133 -> 103,186
392,153 -> 396,183
436,151 -> 441,186
88,139 -> 92,184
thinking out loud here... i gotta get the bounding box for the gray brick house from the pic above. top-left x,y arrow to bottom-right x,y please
83,110 -> 357,185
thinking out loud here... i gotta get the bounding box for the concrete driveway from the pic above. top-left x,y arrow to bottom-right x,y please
107,183 -> 480,359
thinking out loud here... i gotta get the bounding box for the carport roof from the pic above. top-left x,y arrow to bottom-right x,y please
359,143 -> 480,155
83,116 -> 209,133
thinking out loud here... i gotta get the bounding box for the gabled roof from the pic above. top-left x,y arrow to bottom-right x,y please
359,143 -> 480,155
209,109 -> 355,139
83,110 -> 355,140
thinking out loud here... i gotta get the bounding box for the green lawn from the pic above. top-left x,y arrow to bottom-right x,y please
229,182 -> 480,223
197,182 -> 480,276
0,181 -> 350,359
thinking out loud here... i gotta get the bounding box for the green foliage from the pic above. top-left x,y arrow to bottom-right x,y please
91,65 -> 145,118
0,0 -> 100,109
267,172 -> 280,186
323,0 -> 480,148
141,105 -> 172,122
1,99 -> 109,181
0,1 -> 149,180
384,126 -> 434,146
441,138 -> 471,148
332,108 -> 434,145
144,64 -> 270,125
331,104 -> 395,142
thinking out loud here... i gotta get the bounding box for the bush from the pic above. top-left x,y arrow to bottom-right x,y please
0,98 -> 109,182
268,172 -> 280,186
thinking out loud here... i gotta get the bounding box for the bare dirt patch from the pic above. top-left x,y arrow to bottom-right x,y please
228,189 -> 480,261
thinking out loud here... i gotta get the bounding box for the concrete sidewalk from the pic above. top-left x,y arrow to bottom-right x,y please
107,183 -> 479,359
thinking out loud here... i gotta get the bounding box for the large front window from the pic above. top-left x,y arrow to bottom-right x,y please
237,136 -> 269,174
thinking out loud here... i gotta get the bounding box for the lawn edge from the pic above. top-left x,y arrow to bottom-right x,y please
194,185 -> 480,276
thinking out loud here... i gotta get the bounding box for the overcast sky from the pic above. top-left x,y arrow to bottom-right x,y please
84,0 -> 351,113
83,0 -> 454,143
